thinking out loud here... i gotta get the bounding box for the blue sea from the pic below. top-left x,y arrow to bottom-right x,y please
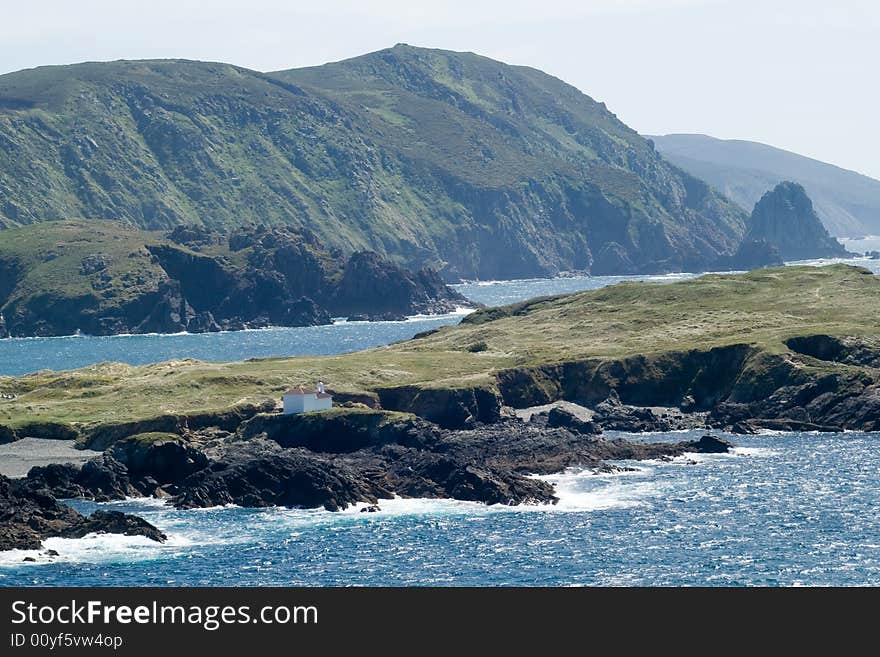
3,430 -> 880,586
2,255 -> 879,586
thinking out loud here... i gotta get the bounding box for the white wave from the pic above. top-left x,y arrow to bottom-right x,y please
342,496 -> 486,516
784,256 -> 870,267
454,277 -> 552,286
102,496 -> 173,509
404,306 -> 475,321
754,427 -> 847,437
0,548 -> 49,567
0,532 -> 189,568
331,307 -> 474,325
537,468 -> 664,512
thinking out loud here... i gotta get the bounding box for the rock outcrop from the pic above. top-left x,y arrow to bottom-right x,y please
0,222 -> 472,338
25,454 -> 138,501
592,390 -> 708,432
744,182 -> 851,261
0,424 -> 17,444
0,474 -> 166,551
329,251 -> 468,318
713,239 -> 783,271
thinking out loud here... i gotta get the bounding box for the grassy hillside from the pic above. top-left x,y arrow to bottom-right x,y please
650,133 -> 880,237
0,264 -> 877,433
0,220 -> 170,333
0,46 -> 747,279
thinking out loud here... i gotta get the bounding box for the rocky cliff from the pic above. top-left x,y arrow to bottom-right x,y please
0,221 -> 471,337
745,182 -> 852,261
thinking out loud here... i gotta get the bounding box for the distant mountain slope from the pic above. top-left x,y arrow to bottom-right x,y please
650,133 -> 880,237
0,46 -> 748,280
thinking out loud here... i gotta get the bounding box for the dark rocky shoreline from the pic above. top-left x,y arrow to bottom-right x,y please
6,326 -> 880,551
0,474 -> 165,552
3,405 -> 733,551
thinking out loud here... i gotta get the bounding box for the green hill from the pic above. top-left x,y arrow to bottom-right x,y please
650,133 -> 880,237
0,46 -> 747,280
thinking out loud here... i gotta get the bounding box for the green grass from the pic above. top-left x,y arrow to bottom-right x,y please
0,220 -> 169,312
0,219 -> 362,335
0,264 -> 877,432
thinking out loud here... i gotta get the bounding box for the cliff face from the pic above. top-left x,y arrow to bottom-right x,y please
745,182 -> 851,261
0,46 -> 751,280
0,221 -> 471,338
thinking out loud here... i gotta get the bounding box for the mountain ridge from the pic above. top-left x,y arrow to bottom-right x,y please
0,45 -> 750,280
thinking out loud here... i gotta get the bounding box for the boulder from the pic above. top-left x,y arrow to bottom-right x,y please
546,407 -> 601,435
27,454 -> 136,501
109,433 -> 209,485
0,424 -> 18,444
171,450 -> 381,512
685,435 -> 733,453
24,463 -> 85,498
59,510 -> 166,543
77,454 -> 137,501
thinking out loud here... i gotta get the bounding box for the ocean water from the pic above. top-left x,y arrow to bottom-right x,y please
841,236 -> 880,254
3,430 -> 880,586
0,312 -> 470,378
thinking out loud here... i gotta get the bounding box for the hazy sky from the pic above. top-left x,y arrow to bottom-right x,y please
2,0 -> 878,178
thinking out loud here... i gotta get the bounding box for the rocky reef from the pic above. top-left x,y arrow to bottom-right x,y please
18,409 -> 733,524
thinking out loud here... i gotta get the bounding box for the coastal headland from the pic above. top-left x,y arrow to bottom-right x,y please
3,264 -> 879,549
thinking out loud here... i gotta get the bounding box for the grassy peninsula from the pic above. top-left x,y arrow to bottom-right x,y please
0,264 -> 878,441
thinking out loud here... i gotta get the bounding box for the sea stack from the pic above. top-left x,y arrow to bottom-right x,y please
744,181 -> 851,261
